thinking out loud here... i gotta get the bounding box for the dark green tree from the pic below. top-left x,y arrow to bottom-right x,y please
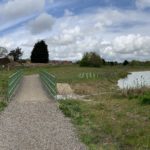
8,47 -> 23,61
80,52 -> 103,67
31,40 -> 49,63
80,53 -> 90,67
123,60 -> 129,66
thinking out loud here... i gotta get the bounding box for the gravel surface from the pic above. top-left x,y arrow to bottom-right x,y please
0,75 -> 87,150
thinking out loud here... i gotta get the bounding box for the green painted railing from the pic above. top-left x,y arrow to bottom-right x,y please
40,71 -> 57,99
7,70 -> 23,101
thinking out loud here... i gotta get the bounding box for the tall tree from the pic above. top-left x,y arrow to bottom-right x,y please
31,40 -> 49,63
8,47 -> 23,61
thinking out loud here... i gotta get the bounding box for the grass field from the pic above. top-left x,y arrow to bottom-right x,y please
0,65 -> 150,149
24,65 -> 150,149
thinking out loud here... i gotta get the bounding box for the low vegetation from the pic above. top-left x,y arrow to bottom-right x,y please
53,65 -> 150,149
122,87 -> 150,105
0,101 -> 7,112
59,97 -> 150,149
0,69 -> 17,103
0,70 -> 10,112
0,64 -> 150,149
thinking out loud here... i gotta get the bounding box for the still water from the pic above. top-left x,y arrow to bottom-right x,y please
118,71 -> 150,89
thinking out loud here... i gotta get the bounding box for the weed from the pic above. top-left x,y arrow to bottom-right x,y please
0,101 -> 7,112
140,93 -> 150,105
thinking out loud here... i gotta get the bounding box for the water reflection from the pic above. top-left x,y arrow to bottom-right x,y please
118,71 -> 150,89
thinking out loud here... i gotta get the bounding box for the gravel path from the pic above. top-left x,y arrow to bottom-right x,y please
0,75 -> 87,150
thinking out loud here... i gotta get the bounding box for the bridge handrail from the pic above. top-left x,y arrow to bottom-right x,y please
7,70 -> 23,101
40,71 -> 57,100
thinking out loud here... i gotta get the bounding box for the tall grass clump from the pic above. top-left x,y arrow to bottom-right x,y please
139,92 -> 150,105
121,87 -> 150,105
59,100 -> 84,125
0,101 -> 7,112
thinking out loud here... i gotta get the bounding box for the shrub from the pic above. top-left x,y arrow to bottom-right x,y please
140,94 -> 150,105
123,60 -> 129,66
80,52 -> 103,67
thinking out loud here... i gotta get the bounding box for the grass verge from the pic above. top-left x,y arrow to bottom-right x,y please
0,101 -> 7,112
122,88 -> 150,105
59,98 -> 150,150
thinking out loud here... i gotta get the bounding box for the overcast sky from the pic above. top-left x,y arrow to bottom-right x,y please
0,0 -> 150,62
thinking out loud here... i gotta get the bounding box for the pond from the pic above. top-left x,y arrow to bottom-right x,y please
118,71 -> 150,89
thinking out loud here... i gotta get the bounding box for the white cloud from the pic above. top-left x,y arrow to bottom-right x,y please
97,34 -> 150,62
41,8 -> 150,61
0,0 -> 45,25
136,0 -> 150,9
28,13 -> 54,34
0,37 -> 15,49
47,26 -> 82,45
0,5 -> 150,62
111,34 -> 150,54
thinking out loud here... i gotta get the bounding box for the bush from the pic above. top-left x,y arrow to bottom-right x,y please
123,60 -> 129,66
140,94 -> 150,105
80,52 -> 103,67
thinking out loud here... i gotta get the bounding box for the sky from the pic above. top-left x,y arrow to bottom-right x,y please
0,0 -> 150,62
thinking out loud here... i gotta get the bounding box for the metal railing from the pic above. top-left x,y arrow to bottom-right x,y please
40,71 -> 57,100
7,70 -> 23,101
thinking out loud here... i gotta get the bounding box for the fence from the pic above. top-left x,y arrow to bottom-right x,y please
7,70 -> 23,101
40,71 -> 57,100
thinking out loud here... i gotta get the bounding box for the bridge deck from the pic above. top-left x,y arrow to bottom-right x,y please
0,75 -> 86,150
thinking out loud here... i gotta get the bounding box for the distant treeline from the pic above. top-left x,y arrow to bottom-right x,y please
77,52 -> 150,67
105,60 -> 150,66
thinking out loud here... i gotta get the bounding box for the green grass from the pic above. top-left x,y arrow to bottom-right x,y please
23,65 -> 128,82
140,93 -> 150,105
0,68 -> 18,103
59,98 -> 150,150
122,87 -> 150,105
0,64 -> 150,149
53,65 -> 150,150
0,69 -> 15,99
0,101 -> 7,112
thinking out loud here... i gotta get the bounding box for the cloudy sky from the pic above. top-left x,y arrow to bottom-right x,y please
0,0 -> 150,62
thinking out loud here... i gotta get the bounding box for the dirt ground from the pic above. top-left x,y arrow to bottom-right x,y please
57,83 -> 74,95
